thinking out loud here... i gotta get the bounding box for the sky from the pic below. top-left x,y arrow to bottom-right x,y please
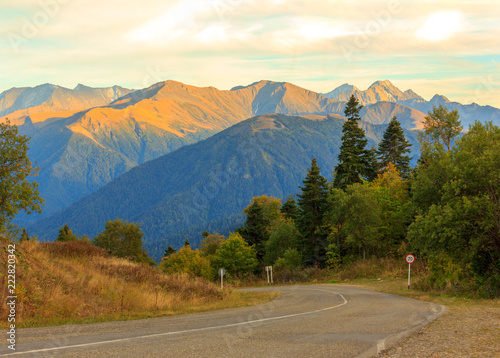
1,0 -> 500,107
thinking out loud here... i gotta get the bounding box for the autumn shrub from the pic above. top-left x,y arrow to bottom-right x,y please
38,240 -> 109,259
161,246 -> 213,280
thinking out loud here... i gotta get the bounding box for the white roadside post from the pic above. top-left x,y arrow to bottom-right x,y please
218,268 -> 226,290
405,254 -> 415,290
265,266 -> 273,284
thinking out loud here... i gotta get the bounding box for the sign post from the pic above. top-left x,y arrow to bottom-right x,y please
405,254 -> 415,290
265,266 -> 273,284
218,268 -> 226,290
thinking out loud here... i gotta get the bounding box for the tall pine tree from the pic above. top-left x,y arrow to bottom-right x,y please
238,200 -> 271,261
297,158 -> 329,266
281,195 -> 299,221
333,94 -> 373,189
377,116 -> 412,178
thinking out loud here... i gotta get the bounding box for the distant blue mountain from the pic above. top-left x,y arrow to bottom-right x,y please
29,113 -> 420,261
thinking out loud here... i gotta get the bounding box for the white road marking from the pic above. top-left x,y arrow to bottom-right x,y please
1,288 -> 347,357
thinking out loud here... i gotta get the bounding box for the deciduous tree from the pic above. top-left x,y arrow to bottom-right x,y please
214,232 -> 258,277
422,105 -> 462,151
161,246 -> 212,280
0,119 -> 43,230
408,121 -> 500,297
94,219 -> 152,264
371,163 -> 412,253
264,218 -> 302,265
200,232 -> 225,256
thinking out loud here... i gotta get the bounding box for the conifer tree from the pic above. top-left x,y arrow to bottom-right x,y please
56,224 -> 78,242
333,95 -> 373,189
297,158 -> 329,265
183,238 -> 191,248
20,228 -> 30,242
377,116 -> 412,178
281,195 -> 299,221
163,245 -> 176,258
239,196 -> 281,261
238,201 -> 269,261
365,146 -> 379,182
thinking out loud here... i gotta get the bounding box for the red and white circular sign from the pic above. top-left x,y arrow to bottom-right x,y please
405,254 -> 415,264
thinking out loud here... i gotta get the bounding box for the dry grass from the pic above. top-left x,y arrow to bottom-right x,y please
0,238 -> 277,328
333,257 -> 428,282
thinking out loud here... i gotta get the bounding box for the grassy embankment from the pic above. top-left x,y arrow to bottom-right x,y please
0,238 -> 279,328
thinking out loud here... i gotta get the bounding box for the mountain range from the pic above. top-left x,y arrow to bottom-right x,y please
6,80 -> 429,220
29,113 -> 420,260
323,80 -> 500,128
3,78 -> 499,259
0,83 -> 131,125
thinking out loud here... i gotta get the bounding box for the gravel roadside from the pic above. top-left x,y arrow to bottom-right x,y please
378,303 -> 500,357
357,283 -> 500,358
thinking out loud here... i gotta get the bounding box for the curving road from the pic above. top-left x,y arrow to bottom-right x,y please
0,285 -> 445,357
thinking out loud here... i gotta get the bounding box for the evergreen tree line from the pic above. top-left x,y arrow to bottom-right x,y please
239,95 -> 415,269
170,95 -> 498,297
160,96 -> 414,281
8,96 -> 498,297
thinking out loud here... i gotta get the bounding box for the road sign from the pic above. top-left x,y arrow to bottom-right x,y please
265,266 -> 273,284
218,268 -> 226,290
405,255 -> 415,290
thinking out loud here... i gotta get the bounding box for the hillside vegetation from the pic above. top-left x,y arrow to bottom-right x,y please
160,99 -> 500,298
0,238 -> 277,328
30,114 -> 420,260
11,80 -> 429,220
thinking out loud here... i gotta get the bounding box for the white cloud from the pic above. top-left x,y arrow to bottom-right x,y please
1,0 -> 500,108
196,24 -> 230,44
416,11 -> 464,42
125,0 -> 211,43
294,18 -> 354,41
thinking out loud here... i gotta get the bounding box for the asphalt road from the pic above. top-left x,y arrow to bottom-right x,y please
0,285 -> 445,358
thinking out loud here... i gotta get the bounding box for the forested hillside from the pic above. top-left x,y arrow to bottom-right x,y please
162,98 -> 500,297
29,113 -> 420,260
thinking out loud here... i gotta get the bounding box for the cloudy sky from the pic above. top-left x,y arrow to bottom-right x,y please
1,0 -> 499,107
